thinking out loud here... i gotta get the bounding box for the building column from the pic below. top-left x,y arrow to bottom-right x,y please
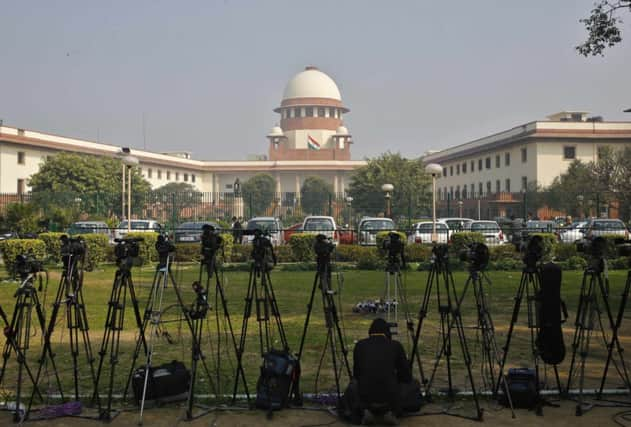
275,173 -> 281,194
340,173 -> 346,194
333,173 -> 339,194
295,175 -> 301,196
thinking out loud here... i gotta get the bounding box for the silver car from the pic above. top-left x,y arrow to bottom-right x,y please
358,217 -> 395,246
470,220 -> 505,246
408,221 -> 449,244
584,219 -> 629,240
558,221 -> 588,243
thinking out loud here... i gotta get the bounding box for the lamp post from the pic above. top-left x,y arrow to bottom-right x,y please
458,200 -> 464,217
381,184 -> 394,218
346,195 -> 354,241
576,194 -> 584,220
120,150 -> 139,233
425,163 -> 442,243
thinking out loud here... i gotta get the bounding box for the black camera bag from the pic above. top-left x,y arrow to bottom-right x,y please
503,368 -> 538,409
132,360 -> 190,404
536,262 -> 567,365
255,349 -> 300,410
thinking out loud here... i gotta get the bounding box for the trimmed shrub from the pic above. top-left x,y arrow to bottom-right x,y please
173,243 -> 202,263
528,233 -> 557,262
77,233 -> 109,271
488,245 -> 521,261
405,244 -> 432,263
0,239 -> 47,276
275,245 -> 294,263
355,247 -> 384,270
449,232 -> 485,255
38,232 -> 66,263
609,257 -> 629,270
230,244 -> 250,263
554,243 -> 579,262
564,255 -> 588,270
289,234 -> 316,261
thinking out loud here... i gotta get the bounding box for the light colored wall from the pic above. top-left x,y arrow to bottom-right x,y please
139,162 -> 205,191
285,129 -> 336,150
534,140 -> 602,187
0,143 -> 56,193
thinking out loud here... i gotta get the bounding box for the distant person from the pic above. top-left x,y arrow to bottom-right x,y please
342,318 -> 419,425
232,217 -> 243,243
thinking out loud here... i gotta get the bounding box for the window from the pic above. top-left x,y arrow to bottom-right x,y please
505,178 -> 511,192
505,152 -> 510,166
455,186 -> 460,199
157,170 -> 162,179
496,180 -> 500,193
443,168 -> 447,177
495,155 -> 500,168
285,109 -> 292,119
17,179 -> 25,195
564,146 -> 576,160
486,181 -> 492,194
306,107 -> 314,117
485,157 -> 491,169
449,187 -> 453,199
470,183 -> 475,197
294,107 -> 301,118
17,151 -> 25,165
192,174 -> 196,183
148,168 -> 152,179
184,173 -> 189,182
471,160 -> 475,172
225,184 -> 233,189
522,176 -> 527,190
329,107 -> 337,118
317,107 -> 325,117
450,166 -> 453,176
479,182 -> 483,195
478,159 -> 483,170
166,171 -> 171,180
521,147 -> 527,163
456,164 -> 460,175
462,186 -> 467,199
175,172 -> 180,181
462,162 -> 467,174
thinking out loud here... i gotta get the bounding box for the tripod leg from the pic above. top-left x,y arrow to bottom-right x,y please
408,265 -> 435,383
264,270 -> 289,350
232,265 -> 256,404
567,271 -> 591,392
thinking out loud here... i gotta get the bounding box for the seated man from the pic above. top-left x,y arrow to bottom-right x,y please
351,318 -> 413,425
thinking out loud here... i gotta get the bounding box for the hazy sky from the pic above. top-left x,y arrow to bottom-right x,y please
1,1 -> 629,161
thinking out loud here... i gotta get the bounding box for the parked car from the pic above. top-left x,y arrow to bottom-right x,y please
470,220 -> 505,246
68,221 -> 113,243
357,217 -> 395,246
584,218 -> 629,240
511,220 -> 555,247
338,225 -> 356,245
408,221 -> 449,244
438,217 -> 474,235
241,217 -> 284,246
0,230 -> 19,242
114,219 -> 162,240
174,221 -> 220,243
558,221 -> 589,243
302,216 -> 338,243
283,223 -> 303,242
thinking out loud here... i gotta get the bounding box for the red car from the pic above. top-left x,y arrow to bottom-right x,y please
283,223 -> 303,242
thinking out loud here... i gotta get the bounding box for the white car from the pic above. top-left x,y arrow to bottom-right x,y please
302,216 -> 338,243
584,219 -> 629,240
469,220 -> 505,246
558,221 -> 588,243
114,219 -> 162,240
438,217 -> 474,239
357,217 -> 395,246
241,217 -> 284,246
408,221 -> 450,244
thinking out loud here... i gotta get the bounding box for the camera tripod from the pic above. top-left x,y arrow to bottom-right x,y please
232,255 -> 289,405
92,243 -> 147,421
0,270 -> 57,422
185,246 -> 249,420
495,264 -> 563,415
459,267 -> 514,417
26,244 -> 99,419
408,247 -> 483,421
566,259 -> 631,415
296,258 -> 351,404
123,250 -> 217,425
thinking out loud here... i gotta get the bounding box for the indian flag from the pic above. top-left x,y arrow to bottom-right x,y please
307,135 -> 321,151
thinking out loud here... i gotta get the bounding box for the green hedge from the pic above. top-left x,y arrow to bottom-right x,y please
289,234 -> 316,262
77,233 -> 110,271
38,232 -> 66,263
529,233 -> 557,262
449,232 -> 486,255
0,239 -> 47,276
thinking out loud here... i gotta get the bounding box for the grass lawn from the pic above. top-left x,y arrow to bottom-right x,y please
0,262 -> 629,404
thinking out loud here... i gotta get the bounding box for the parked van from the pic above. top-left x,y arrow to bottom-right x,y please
302,216 -> 338,244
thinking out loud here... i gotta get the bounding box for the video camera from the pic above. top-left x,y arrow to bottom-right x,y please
201,224 -> 223,257
521,235 -> 545,270
114,237 -> 143,267
251,229 -> 276,270
381,231 -> 406,270
155,234 -> 176,268
459,242 -> 490,271
431,243 -> 449,262
60,235 -> 86,257
314,233 -> 335,269
14,253 -> 44,278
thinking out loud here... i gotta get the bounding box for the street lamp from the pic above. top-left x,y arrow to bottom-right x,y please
425,163 -> 442,242
458,200 -> 464,217
346,195 -> 354,240
120,149 -> 139,233
381,184 -> 394,218
234,178 -> 241,197
576,194 -> 584,220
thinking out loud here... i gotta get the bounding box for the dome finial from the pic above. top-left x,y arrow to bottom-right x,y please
305,65 -> 318,71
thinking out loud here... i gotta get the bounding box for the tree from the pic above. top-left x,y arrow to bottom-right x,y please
28,152 -> 151,218
241,173 -> 276,217
152,182 -> 202,224
300,176 -> 334,215
544,161 -> 594,216
347,152 -> 431,221
577,0 -> 631,56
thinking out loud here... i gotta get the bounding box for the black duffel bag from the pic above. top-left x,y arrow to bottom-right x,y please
132,360 -> 191,404
255,349 -> 300,410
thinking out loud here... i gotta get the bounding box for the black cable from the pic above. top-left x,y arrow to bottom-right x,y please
613,409 -> 631,427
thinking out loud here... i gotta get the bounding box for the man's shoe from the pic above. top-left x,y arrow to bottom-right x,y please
361,409 -> 376,425
382,411 -> 399,426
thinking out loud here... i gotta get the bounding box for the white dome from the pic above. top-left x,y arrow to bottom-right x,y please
335,125 -> 349,136
282,67 -> 342,101
267,125 -> 284,138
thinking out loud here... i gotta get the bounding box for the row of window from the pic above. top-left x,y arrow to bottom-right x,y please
439,176 -> 529,200
144,168 -> 196,183
282,106 -> 342,119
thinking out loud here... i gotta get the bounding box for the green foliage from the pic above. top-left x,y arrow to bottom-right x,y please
405,244 -> 432,262
300,176 -> 333,216
275,245 -> 294,263
38,232 -> 66,262
77,233 -> 110,271
545,161 -> 596,217
289,234 -> 316,261
577,0 -> 629,56
354,247 -> 384,270
173,243 -> 202,263
529,233 -> 557,262
0,203 -> 40,235
219,233 -> 234,264
488,245 -> 521,261
347,152 -> 431,219
449,232 -> 486,255
554,243 -> 579,262
151,183 -> 202,227
0,239 -> 47,275
561,256 -> 588,271
242,173 -> 276,217
230,244 -> 250,262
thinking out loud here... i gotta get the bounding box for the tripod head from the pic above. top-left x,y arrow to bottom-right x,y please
382,231 -> 406,272
189,281 -> 210,319
200,224 -> 223,276
14,253 -> 45,285
251,229 -> 276,271
314,233 -> 335,272
460,242 -> 489,272
521,235 -> 545,272
431,243 -> 449,265
156,234 -> 176,268
60,235 -> 86,270
114,237 -> 143,271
